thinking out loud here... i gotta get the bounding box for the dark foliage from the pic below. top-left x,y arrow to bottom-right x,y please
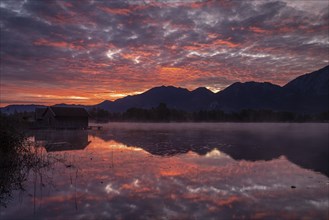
0,113 -> 49,207
88,104 -> 329,123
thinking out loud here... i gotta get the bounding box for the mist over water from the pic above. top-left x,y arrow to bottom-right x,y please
99,122 -> 328,138
96,122 -> 329,175
1,123 -> 328,219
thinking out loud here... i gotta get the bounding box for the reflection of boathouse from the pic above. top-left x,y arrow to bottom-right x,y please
34,130 -> 90,152
35,107 -> 89,129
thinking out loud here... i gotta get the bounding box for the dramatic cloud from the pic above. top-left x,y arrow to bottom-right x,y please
0,0 -> 328,106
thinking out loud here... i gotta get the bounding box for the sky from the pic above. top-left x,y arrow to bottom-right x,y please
0,0 -> 328,107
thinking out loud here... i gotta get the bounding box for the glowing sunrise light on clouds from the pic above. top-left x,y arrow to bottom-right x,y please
0,0 -> 328,106
106,49 -> 122,60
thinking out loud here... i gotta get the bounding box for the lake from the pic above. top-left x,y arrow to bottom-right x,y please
0,123 -> 328,219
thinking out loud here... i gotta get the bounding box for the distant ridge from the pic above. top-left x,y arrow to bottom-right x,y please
0,104 -> 47,115
1,65 -> 328,114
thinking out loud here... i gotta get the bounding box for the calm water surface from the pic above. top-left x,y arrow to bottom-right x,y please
1,123 -> 328,220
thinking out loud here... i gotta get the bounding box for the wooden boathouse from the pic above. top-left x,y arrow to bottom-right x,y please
35,106 -> 89,129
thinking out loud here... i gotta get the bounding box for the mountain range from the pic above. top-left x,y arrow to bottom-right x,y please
1,65 -> 328,114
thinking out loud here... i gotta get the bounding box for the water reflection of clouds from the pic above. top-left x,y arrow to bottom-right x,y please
93,123 -> 329,177
2,125 -> 328,219
86,139 -> 326,219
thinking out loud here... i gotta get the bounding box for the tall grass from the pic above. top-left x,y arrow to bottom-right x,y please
0,114 -> 49,207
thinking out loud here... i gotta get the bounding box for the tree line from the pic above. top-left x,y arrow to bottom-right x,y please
88,103 -> 329,123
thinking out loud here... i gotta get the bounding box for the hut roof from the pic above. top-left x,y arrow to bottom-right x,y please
48,107 -> 89,117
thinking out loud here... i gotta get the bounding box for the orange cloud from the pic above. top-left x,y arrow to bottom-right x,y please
101,7 -> 132,15
249,26 -> 270,34
160,67 -> 185,74
215,195 -> 241,206
213,39 -> 239,48
34,38 -> 84,50
160,170 -> 183,176
208,33 -> 220,39
183,38 -> 239,51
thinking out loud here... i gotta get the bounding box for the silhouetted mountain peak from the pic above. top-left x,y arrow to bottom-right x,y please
284,65 -> 329,95
2,65 -> 328,114
213,81 -> 283,112
222,81 -> 281,94
192,87 -> 214,94
95,100 -> 114,111
147,85 -> 189,94
53,103 -> 87,108
99,100 -> 113,105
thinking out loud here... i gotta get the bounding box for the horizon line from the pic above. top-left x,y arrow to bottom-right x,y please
1,64 -> 328,108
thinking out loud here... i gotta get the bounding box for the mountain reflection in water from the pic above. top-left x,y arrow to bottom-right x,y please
96,123 -> 329,177
0,123 -> 328,220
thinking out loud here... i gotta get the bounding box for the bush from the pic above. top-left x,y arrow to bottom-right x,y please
0,114 -> 49,207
